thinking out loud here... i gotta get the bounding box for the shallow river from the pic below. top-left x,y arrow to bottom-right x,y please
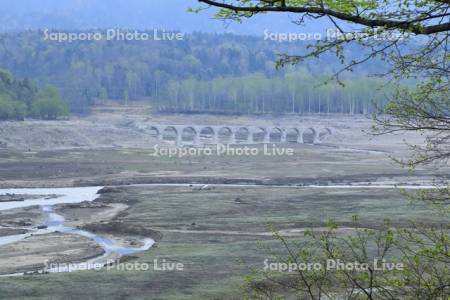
0,183 -> 438,275
0,187 -> 154,274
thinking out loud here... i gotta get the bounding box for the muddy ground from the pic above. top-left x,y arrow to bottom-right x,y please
0,206 -> 45,228
0,111 -> 447,189
0,232 -> 104,275
0,110 -> 448,299
0,187 -> 162,275
1,183 -> 446,299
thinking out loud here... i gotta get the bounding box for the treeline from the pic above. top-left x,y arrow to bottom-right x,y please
157,72 -> 390,114
0,31 -> 387,114
0,69 -> 67,120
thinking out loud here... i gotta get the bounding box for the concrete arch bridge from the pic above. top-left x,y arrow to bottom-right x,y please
144,124 -> 333,146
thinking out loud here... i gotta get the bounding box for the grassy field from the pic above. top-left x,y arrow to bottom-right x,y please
1,143 -> 448,189
0,185 -> 444,300
0,116 -> 448,299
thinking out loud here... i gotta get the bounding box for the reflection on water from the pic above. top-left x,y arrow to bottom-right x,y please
0,186 -> 154,274
42,205 -> 154,256
0,187 -> 102,211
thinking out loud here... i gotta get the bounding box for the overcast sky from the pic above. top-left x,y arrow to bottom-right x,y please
0,0 -> 331,35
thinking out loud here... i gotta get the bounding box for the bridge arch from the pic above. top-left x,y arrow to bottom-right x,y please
151,124 -> 331,146
302,128 -> 317,144
286,128 -> 301,143
217,127 -> 234,142
162,126 -> 179,142
199,127 -> 215,138
148,126 -> 160,137
181,127 -> 198,143
269,127 -> 283,143
252,127 -> 267,143
235,127 -> 250,143
319,127 -> 332,141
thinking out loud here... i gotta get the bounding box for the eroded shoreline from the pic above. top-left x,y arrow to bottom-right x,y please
0,187 -> 159,276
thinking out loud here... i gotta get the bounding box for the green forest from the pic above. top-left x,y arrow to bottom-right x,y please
0,69 -> 67,120
0,31 -> 389,116
159,72 -> 389,114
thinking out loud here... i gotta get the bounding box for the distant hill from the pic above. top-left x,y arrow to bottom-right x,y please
0,1 -> 390,115
0,31 -> 388,115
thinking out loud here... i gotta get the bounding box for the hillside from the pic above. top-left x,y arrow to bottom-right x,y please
0,69 -> 67,120
0,31 -> 388,114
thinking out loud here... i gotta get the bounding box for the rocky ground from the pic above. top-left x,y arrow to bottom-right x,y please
0,233 -> 105,275
0,206 -> 45,229
0,108 -> 448,298
0,187 -> 162,275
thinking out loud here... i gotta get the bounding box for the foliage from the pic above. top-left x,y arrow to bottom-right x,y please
196,1 -> 450,299
244,218 -> 449,299
30,86 -> 68,120
0,68 -> 66,120
158,72 -> 391,114
0,31 -> 388,114
374,81 -> 450,168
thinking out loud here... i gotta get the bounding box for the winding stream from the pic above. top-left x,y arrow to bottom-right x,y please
0,187 -> 154,275
0,182 -> 441,276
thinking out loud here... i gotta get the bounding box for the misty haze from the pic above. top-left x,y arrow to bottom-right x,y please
0,1 -> 448,300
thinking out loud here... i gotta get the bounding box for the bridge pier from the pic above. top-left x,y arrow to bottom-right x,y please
280,130 -> 287,143
297,130 -> 304,144
212,133 -> 218,145
313,132 -> 320,144
176,133 -> 183,147
263,129 -> 270,143
248,130 -> 255,144
193,134 -> 200,145
230,132 -> 236,145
